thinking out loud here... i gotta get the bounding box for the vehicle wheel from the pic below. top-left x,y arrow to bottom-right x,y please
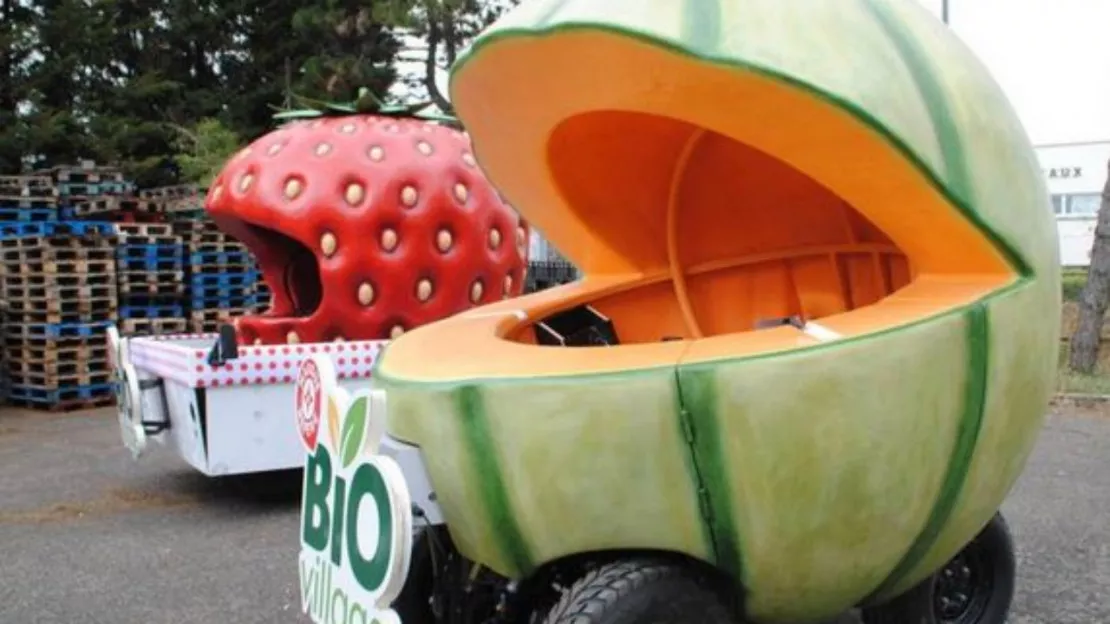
392,527 -> 436,621
861,512 -> 1015,624
540,558 -> 741,624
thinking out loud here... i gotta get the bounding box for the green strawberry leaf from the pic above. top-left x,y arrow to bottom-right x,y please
268,88 -> 461,127
339,396 -> 369,469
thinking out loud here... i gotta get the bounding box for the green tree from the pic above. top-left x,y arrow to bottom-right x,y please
399,0 -> 520,113
221,0 -> 411,143
0,0 -> 36,173
21,0 -> 104,170
173,118 -> 242,187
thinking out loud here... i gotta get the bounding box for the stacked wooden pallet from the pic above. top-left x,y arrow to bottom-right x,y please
0,224 -> 119,410
142,184 -> 204,219
112,223 -> 188,336
0,175 -> 63,237
52,163 -> 138,220
171,218 -> 255,333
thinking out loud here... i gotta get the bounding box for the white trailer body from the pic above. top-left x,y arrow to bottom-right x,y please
108,327 -> 390,476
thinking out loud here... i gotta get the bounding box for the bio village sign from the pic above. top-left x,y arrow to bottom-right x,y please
295,355 -> 413,624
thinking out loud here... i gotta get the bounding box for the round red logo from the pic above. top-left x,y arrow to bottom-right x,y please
295,358 -> 323,451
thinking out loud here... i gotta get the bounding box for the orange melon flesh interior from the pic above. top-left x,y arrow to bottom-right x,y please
384,31 -> 1018,380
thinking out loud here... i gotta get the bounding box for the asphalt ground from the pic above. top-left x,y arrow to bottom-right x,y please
0,404 -> 1107,623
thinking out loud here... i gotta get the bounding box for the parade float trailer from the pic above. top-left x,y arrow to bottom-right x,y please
290,0 -> 1061,623
108,326 -> 388,475
108,88 -> 531,476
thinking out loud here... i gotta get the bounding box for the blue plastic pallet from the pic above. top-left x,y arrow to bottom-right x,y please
189,295 -> 253,309
14,321 -> 113,339
0,220 -> 114,239
188,283 -> 254,297
117,245 -> 185,260
0,207 -> 56,221
189,250 -> 252,265
116,257 -> 184,271
188,273 -> 256,287
8,382 -> 117,403
118,304 -> 184,319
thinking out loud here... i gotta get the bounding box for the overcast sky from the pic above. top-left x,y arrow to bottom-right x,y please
915,0 -> 1110,145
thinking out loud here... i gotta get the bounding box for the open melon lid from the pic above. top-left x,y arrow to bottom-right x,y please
448,0 -> 1054,284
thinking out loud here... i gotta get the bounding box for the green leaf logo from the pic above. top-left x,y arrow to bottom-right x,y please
339,396 -> 369,469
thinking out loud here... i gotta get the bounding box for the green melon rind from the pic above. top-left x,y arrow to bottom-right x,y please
851,0 -> 1059,599
454,386 -> 535,574
378,364 -> 715,579
860,304 -> 990,603
680,311 -> 974,621
864,0 -> 1058,285
379,383 -> 523,574
477,373 -> 714,569
875,279 -> 1060,599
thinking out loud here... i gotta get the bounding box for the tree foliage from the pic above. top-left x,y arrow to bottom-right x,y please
173,118 -> 243,187
395,0 -> 520,113
0,0 -> 506,181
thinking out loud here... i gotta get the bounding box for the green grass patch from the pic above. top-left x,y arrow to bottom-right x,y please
1057,342 -> 1110,394
1062,267 -> 1088,302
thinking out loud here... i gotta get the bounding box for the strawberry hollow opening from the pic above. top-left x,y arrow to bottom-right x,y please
244,224 -> 323,319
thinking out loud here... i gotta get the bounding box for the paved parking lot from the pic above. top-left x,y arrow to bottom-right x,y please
0,404 -> 1107,623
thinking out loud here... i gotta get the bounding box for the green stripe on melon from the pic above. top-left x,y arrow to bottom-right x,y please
680,308 -> 983,621
380,368 -> 715,578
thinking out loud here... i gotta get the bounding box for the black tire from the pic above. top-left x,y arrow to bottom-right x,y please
861,512 -> 1016,624
392,527 -> 436,621
541,558 -> 741,624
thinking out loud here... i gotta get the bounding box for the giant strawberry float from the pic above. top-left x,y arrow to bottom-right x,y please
316,0 -> 1060,623
205,94 -> 530,345
104,95 -> 531,480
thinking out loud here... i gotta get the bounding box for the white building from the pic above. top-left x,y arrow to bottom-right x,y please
1037,140 -> 1109,267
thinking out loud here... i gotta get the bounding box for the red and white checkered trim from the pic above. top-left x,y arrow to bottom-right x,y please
127,335 -> 388,389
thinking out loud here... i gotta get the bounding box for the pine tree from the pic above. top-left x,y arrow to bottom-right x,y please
397,0 -> 520,113
0,0 -> 35,173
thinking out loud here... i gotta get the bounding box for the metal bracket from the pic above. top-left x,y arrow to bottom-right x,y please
136,377 -> 172,435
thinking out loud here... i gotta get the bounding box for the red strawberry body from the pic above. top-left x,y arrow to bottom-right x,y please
205,116 -> 530,344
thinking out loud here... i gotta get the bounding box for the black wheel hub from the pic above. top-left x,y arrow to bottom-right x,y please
934,545 -> 992,623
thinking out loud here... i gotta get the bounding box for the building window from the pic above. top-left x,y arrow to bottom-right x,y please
1069,193 -> 1102,216
1051,194 -> 1065,214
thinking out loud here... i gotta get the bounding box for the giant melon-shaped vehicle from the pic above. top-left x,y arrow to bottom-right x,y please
375,1 -> 1059,622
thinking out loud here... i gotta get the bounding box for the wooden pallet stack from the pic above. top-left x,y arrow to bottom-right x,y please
142,184 -> 203,219
0,175 -> 63,237
0,223 -> 119,411
250,265 -> 271,313
51,162 -> 137,219
112,223 -> 188,336
171,217 -> 255,333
